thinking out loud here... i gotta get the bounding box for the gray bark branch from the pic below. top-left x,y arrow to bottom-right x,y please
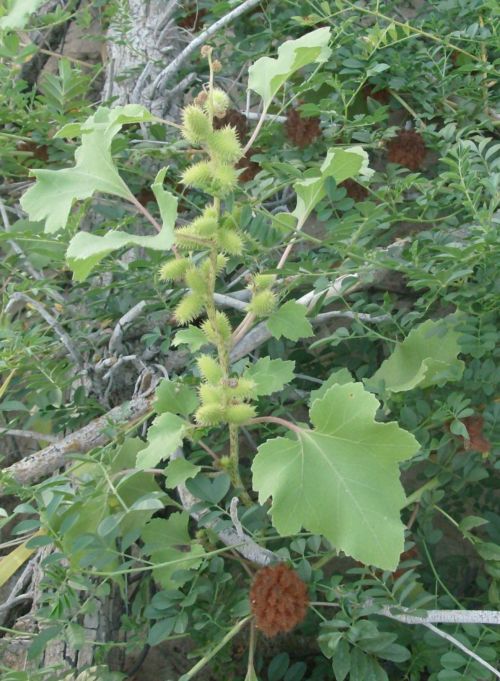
151,0 -> 263,95
0,395 -> 152,491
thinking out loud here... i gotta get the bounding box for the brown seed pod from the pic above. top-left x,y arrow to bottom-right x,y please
285,108 -> 321,148
249,563 -> 309,637
236,148 -> 261,182
387,129 -> 427,171
16,139 -> 49,162
213,109 -> 248,143
363,84 -> 391,105
340,178 -> 368,202
451,415 -> 491,454
178,8 -> 207,31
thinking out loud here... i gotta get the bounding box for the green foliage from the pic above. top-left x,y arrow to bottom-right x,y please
248,27 -> 331,108
267,301 -> 313,341
252,382 -> 419,569
66,168 -> 176,280
140,513 -> 205,589
2,3 -> 499,679
293,147 -> 372,225
0,0 -> 45,30
370,316 -> 465,392
20,105 -> 154,233
154,378 -> 199,417
244,358 -> 295,396
136,413 -> 186,468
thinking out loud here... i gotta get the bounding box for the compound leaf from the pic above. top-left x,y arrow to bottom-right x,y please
252,382 -> 419,569
267,301 -> 313,341
370,316 -> 465,392
20,104 -> 154,233
248,27 -> 331,108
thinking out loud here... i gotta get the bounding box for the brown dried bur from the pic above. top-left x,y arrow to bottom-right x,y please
16,139 -> 49,162
461,415 -> 491,454
341,178 -> 368,202
250,563 -> 309,637
179,8 -> 207,31
285,108 -> 321,148
213,109 -> 248,143
387,129 -> 427,171
363,84 -> 391,105
236,148 -> 261,182
135,187 -> 155,207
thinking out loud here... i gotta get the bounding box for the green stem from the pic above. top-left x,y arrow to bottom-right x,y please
204,219 -> 250,505
389,90 -> 425,126
229,423 -> 252,506
179,616 -> 251,681
404,477 -> 440,507
246,619 -> 257,680
342,0 -> 486,66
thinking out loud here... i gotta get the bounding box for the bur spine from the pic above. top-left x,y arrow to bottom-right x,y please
174,293 -> 204,325
182,105 -> 212,144
248,289 -> 277,317
197,355 -> 223,383
159,257 -> 190,281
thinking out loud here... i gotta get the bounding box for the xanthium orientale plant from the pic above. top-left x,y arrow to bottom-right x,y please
18,26 -> 468,656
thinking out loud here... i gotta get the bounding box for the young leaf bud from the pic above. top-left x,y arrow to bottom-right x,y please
225,403 -> 256,425
218,455 -> 231,470
197,355 -> 223,383
248,289 -> 277,317
199,382 -> 223,405
205,88 -> 229,118
216,228 -> 244,255
195,403 -> 225,426
185,267 -> 207,294
207,127 -> 243,164
174,293 -> 204,325
159,257 -> 190,281
181,105 -> 212,145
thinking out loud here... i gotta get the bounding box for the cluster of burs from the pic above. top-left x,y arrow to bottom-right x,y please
159,85 -> 277,428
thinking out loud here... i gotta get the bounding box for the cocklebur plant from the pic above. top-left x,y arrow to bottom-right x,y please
15,26 -> 475,675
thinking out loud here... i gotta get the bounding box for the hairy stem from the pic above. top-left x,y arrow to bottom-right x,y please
229,424 -> 252,506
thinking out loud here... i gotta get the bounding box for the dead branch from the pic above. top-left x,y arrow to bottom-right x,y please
0,394 -> 152,491
151,0 -> 263,96
6,292 -> 84,368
